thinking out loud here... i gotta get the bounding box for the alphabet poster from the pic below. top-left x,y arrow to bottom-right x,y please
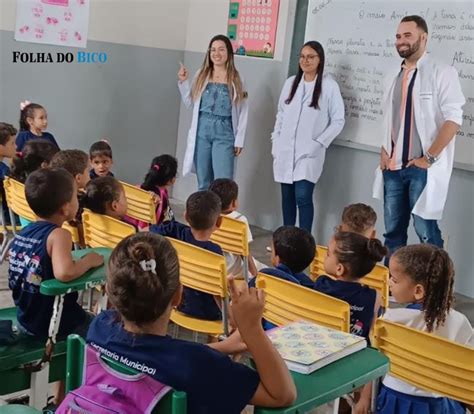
15,0 -> 90,48
227,0 -> 280,59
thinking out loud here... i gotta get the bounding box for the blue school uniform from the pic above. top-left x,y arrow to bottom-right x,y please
313,275 -> 376,339
250,263 -> 314,289
8,221 -> 86,338
16,130 -> 59,152
89,169 -> 114,179
0,161 -> 14,226
150,220 -> 223,320
87,310 -> 260,414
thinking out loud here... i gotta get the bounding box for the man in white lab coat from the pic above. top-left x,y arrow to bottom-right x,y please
373,15 -> 465,261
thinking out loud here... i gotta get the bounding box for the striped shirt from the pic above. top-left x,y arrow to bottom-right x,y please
389,65 -> 423,170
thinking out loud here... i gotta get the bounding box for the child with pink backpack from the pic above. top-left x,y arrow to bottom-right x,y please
57,232 -> 296,413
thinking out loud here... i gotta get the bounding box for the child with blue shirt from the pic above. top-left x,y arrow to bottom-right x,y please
0,122 -> 18,228
314,232 -> 386,339
250,225 -> 315,289
16,101 -> 59,152
8,167 -> 103,339
84,232 -> 296,414
89,141 -> 114,179
150,190 -> 223,321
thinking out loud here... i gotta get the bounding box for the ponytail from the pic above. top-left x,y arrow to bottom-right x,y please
393,245 -> 454,332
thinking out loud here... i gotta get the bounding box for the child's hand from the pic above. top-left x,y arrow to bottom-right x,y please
83,252 -> 104,268
229,278 -> 265,334
151,192 -> 161,206
178,62 -> 188,82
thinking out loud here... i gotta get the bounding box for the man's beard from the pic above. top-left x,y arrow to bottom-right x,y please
397,37 -> 421,58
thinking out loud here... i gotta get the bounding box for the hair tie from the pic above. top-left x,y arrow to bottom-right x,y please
16,151 -> 23,159
139,259 -> 156,274
153,164 -> 160,172
20,100 -> 31,111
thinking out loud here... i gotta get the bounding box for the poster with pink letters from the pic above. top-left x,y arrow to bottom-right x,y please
15,0 -> 89,48
227,0 -> 280,59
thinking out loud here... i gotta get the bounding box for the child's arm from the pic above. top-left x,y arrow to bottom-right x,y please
48,227 -> 104,282
354,382 -> 372,414
248,255 -> 258,277
228,279 -> 297,407
371,291 -> 382,332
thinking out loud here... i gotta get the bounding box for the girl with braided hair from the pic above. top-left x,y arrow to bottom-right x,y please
356,244 -> 474,414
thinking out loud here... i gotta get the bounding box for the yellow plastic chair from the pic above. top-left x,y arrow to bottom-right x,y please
256,273 -> 350,332
120,181 -> 156,226
210,215 -> 250,281
3,177 -> 36,230
167,238 -> 230,337
62,221 -> 81,247
310,245 -> 390,309
82,208 -> 136,249
373,319 -> 474,406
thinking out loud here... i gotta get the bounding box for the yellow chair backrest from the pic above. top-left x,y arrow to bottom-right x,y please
210,215 -> 249,257
166,237 -> 228,298
256,273 -> 350,332
310,245 -> 389,309
3,177 -> 36,222
62,221 -> 80,244
373,319 -> 474,405
82,209 -> 135,249
120,181 -> 156,225
309,245 -> 327,281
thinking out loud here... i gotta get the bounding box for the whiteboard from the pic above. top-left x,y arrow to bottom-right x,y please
305,0 -> 474,169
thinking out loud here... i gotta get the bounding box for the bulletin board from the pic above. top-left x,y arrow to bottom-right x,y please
227,0 -> 281,59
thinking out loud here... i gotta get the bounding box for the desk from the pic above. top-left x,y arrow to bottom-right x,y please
254,348 -> 389,413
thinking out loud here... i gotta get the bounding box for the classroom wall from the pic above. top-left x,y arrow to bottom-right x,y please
173,0 -> 474,297
0,0 -> 190,183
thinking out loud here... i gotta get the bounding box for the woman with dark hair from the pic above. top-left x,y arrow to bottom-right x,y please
271,41 -> 345,233
178,34 -> 249,191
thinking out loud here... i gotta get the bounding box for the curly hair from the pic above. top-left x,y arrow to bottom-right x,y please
393,244 -> 454,332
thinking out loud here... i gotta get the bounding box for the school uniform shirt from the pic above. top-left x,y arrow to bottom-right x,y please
382,304 -> 474,398
8,221 -> 86,338
150,220 -> 223,320
313,275 -> 376,339
250,263 -> 314,289
271,74 -> 345,184
87,310 -> 260,414
15,130 -> 59,152
89,169 -> 114,180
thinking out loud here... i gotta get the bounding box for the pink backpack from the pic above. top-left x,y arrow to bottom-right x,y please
57,345 -> 171,414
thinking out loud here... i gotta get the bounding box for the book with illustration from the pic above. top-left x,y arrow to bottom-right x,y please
267,320 -> 367,374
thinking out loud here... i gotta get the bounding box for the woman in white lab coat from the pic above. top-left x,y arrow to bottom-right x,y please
178,34 -> 248,191
271,41 -> 345,233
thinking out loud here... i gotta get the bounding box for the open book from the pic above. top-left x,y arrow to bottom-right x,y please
267,320 -> 367,374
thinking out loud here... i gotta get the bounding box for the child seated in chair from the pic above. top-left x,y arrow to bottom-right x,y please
250,226 -> 315,289
337,203 -> 377,238
150,190 -> 223,321
8,167 -> 103,339
84,232 -> 296,414
313,232 -> 386,339
83,176 -> 128,222
50,149 -> 90,245
355,244 -> 474,414
0,122 -> 18,229
89,140 -> 114,179
209,178 -> 264,278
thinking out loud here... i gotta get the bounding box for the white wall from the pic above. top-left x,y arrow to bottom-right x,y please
0,0 -> 190,50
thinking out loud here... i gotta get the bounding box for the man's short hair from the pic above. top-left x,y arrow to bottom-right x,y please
401,15 -> 428,34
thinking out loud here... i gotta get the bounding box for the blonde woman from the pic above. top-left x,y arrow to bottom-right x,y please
178,34 -> 248,190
